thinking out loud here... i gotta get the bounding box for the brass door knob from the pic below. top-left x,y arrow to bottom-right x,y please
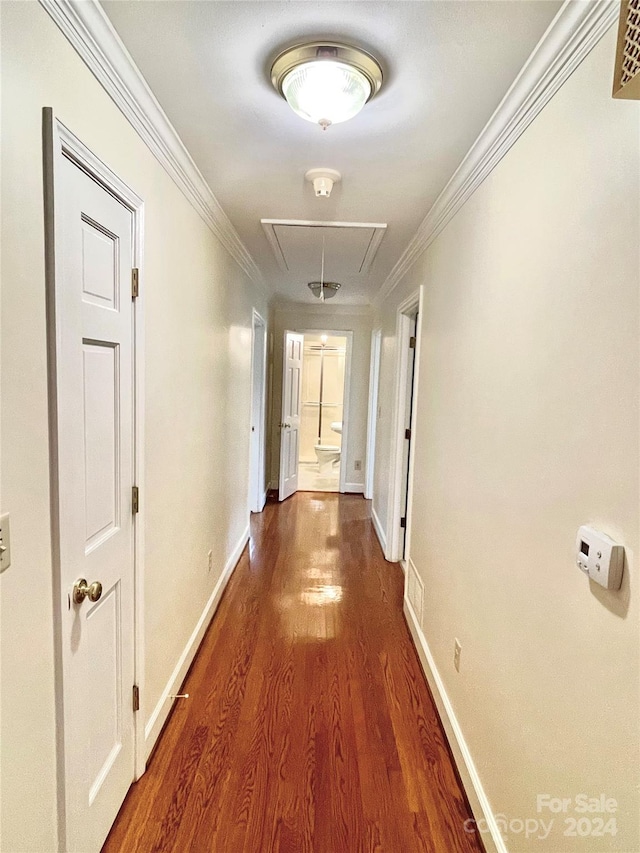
73,578 -> 103,604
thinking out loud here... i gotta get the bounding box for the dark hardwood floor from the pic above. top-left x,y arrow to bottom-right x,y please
103,493 -> 483,852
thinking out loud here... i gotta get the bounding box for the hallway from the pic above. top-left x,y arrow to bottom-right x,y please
103,494 -> 483,852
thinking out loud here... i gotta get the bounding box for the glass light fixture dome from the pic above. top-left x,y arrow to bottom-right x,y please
271,42 -> 383,129
282,61 -> 371,127
308,281 -> 341,300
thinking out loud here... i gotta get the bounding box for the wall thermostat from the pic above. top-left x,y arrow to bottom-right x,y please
576,525 -> 624,591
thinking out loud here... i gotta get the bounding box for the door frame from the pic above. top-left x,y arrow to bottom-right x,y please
386,288 -> 423,564
365,328 -> 382,500
42,110 -> 146,848
249,309 -> 267,513
295,329 -> 353,494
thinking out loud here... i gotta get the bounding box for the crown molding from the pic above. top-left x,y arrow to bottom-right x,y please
374,0 -> 618,307
40,0 -> 265,288
274,299 -> 373,317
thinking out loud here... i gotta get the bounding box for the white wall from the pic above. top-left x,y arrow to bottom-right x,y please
374,30 -> 639,852
0,3 -> 268,850
270,304 -> 372,493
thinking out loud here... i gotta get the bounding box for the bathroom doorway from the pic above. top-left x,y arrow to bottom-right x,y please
298,332 -> 349,493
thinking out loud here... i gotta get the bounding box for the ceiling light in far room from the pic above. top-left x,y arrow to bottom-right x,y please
271,42 -> 383,130
308,281 -> 341,300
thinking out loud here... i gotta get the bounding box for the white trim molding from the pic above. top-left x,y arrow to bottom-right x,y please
371,504 -> 387,557
275,301 -> 374,318
249,310 -> 268,514
374,0 -> 618,305
404,594 -> 507,853
365,328 -> 382,501
144,525 -> 250,754
343,482 -> 365,494
40,0 -> 265,288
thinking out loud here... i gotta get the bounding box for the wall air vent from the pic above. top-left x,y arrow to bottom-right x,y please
406,560 -> 424,624
613,0 -> 640,99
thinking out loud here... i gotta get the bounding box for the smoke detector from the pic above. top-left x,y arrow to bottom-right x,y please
305,168 -> 341,198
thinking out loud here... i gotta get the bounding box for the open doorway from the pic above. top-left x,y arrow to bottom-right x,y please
399,312 -> 418,559
278,329 -> 352,500
386,288 -> 423,563
298,333 -> 348,492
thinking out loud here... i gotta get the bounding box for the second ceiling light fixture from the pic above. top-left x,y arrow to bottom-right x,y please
271,41 -> 384,129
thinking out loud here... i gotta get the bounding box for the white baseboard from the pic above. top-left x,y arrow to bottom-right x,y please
371,503 -> 387,557
250,490 -> 267,514
403,597 -> 506,853
144,524 -> 250,754
343,482 -> 365,494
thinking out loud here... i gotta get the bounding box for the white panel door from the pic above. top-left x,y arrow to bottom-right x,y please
57,153 -> 136,852
249,316 -> 267,513
279,331 -> 304,501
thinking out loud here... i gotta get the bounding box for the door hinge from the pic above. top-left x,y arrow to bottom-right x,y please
132,486 -> 139,514
409,336 -> 416,349
400,517 -> 407,529
133,684 -> 140,712
131,268 -> 139,299
405,428 -> 412,440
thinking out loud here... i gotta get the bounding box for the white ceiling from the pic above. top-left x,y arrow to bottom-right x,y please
102,0 -> 562,305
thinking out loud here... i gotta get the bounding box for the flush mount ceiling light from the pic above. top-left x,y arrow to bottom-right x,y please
271,42 -> 383,129
308,281 -> 341,300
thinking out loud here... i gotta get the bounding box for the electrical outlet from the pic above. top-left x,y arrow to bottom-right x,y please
207,550 -> 213,573
354,460 -> 362,471
454,638 -> 461,672
0,513 -> 11,573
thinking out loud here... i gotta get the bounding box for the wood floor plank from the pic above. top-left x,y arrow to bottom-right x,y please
102,493 -> 484,853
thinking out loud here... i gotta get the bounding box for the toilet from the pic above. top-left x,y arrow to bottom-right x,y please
314,444 -> 341,474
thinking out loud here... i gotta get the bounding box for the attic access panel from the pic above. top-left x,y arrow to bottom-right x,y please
261,219 -> 387,276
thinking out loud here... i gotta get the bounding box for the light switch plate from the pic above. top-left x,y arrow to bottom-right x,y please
0,513 -> 11,573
